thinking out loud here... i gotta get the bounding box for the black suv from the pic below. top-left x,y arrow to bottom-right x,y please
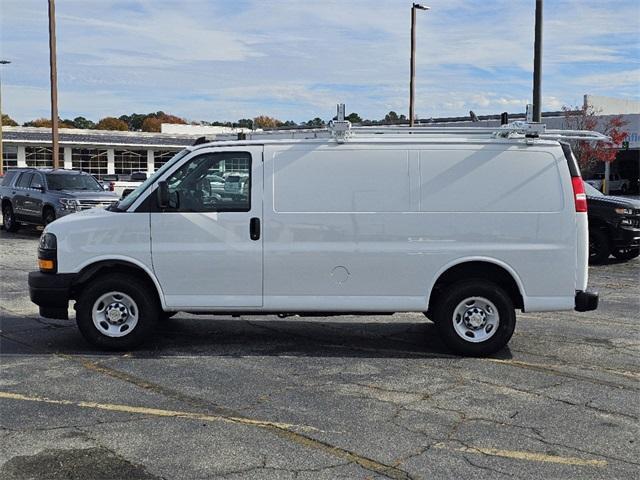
585,183 -> 640,263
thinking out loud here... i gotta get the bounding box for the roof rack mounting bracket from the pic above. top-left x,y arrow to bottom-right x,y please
328,103 -> 352,143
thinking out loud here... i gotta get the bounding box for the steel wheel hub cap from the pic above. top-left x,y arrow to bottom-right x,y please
464,308 -> 487,329
105,302 -> 129,325
452,296 -> 500,343
92,292 -> 139,338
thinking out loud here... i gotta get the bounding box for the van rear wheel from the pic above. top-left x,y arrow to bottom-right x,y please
434,280 -> 515,356
76,274 -> 158,350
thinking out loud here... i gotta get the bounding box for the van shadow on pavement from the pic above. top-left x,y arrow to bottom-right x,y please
0,313 -> 514,360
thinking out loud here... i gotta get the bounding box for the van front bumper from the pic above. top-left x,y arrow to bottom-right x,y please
28,271 -> 76,320
575,290 -> 598,312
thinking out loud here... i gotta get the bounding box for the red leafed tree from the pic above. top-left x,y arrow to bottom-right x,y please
562,104 -> 628,171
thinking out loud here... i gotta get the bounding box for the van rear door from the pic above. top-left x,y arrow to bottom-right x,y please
150,146 -> 263,309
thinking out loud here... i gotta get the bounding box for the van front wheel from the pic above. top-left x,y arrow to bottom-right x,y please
434,280 -> 515,356
76,274 -> 158,350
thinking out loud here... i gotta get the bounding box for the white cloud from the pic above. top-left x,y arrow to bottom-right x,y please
2,0 -> 639,123
574,69 -> 640,88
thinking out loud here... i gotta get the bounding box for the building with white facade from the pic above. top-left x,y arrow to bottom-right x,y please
1,127 -> 197,178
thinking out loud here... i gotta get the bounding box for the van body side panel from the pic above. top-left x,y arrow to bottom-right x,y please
263,145 -> 428,311
263,144 -> 576,313
417,146 -> 576,311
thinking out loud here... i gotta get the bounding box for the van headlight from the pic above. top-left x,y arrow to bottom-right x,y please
59,198 -> 79,211
38,232 -> 57,272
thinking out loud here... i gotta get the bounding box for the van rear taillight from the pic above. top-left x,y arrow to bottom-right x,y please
572,177 -> 588,213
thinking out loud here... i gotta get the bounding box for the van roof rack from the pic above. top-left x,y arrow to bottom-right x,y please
210,104 -> 611,144
329,105 -> 610,143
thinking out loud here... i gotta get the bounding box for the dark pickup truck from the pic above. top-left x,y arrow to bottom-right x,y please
585,183 -> 640,264
1,168 -> 118,231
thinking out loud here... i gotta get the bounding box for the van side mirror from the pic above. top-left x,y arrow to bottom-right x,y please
157,181 -> 169,208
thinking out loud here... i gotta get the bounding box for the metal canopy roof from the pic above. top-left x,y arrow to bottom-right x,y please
2,127 -> 194,149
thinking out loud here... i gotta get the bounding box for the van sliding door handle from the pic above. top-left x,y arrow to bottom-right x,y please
249,217 -> 260,240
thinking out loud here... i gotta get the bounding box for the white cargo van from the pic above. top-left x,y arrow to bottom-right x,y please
28,120 -> 599,355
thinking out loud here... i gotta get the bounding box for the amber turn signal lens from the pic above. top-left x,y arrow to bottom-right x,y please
38,259 -> 55,271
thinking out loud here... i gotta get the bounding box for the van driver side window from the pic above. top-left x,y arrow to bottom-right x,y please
165,152 -> 251,212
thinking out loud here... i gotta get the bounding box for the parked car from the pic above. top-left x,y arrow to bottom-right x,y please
103,172 -> 147,198
585,173 -> 630,194
28,130 -> 598,356
1,168 -> 118,231
585,182 -> 640,263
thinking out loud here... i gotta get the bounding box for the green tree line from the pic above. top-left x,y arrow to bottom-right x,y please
1,110 -> 410,132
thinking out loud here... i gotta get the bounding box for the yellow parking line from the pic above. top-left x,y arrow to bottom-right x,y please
0,390 -> 318,432
0,390 -> 412,480
433,442 -> 607,467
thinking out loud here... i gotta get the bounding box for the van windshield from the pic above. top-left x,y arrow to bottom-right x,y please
114,149 -> 190,211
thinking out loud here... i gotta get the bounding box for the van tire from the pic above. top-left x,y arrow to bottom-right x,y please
75,274 -> 158,350
588,229 -> 610,264
434,280 -> 516,356
2,203 -> 19,232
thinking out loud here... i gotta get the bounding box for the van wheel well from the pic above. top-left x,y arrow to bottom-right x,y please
71,261 -> 161,307
428,261 -> 524,313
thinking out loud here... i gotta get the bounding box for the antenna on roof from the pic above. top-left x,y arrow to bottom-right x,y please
193,136 -> 207,145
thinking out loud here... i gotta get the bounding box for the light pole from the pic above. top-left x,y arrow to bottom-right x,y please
532,0 -> 543,123
48,0 -> 59,168
409,3 -> 429,127
0,60 -> 11,176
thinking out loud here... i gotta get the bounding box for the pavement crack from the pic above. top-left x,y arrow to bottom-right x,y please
466,376 -> 638,421
461,454 -> 515,478
485,358 -> 639,392
48,356 -> 415,480
521,434 -> 640,467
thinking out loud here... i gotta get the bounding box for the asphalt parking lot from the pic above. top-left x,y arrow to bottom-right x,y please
1,226 -> 638,480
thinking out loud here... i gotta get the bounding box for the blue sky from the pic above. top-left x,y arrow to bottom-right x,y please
1,0 -> 639,124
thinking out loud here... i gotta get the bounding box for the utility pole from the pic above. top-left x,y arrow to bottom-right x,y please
48,0 -> 59,168
0,60 -> 11,176
409,3 -> 429,127
532,0 -> 543,122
